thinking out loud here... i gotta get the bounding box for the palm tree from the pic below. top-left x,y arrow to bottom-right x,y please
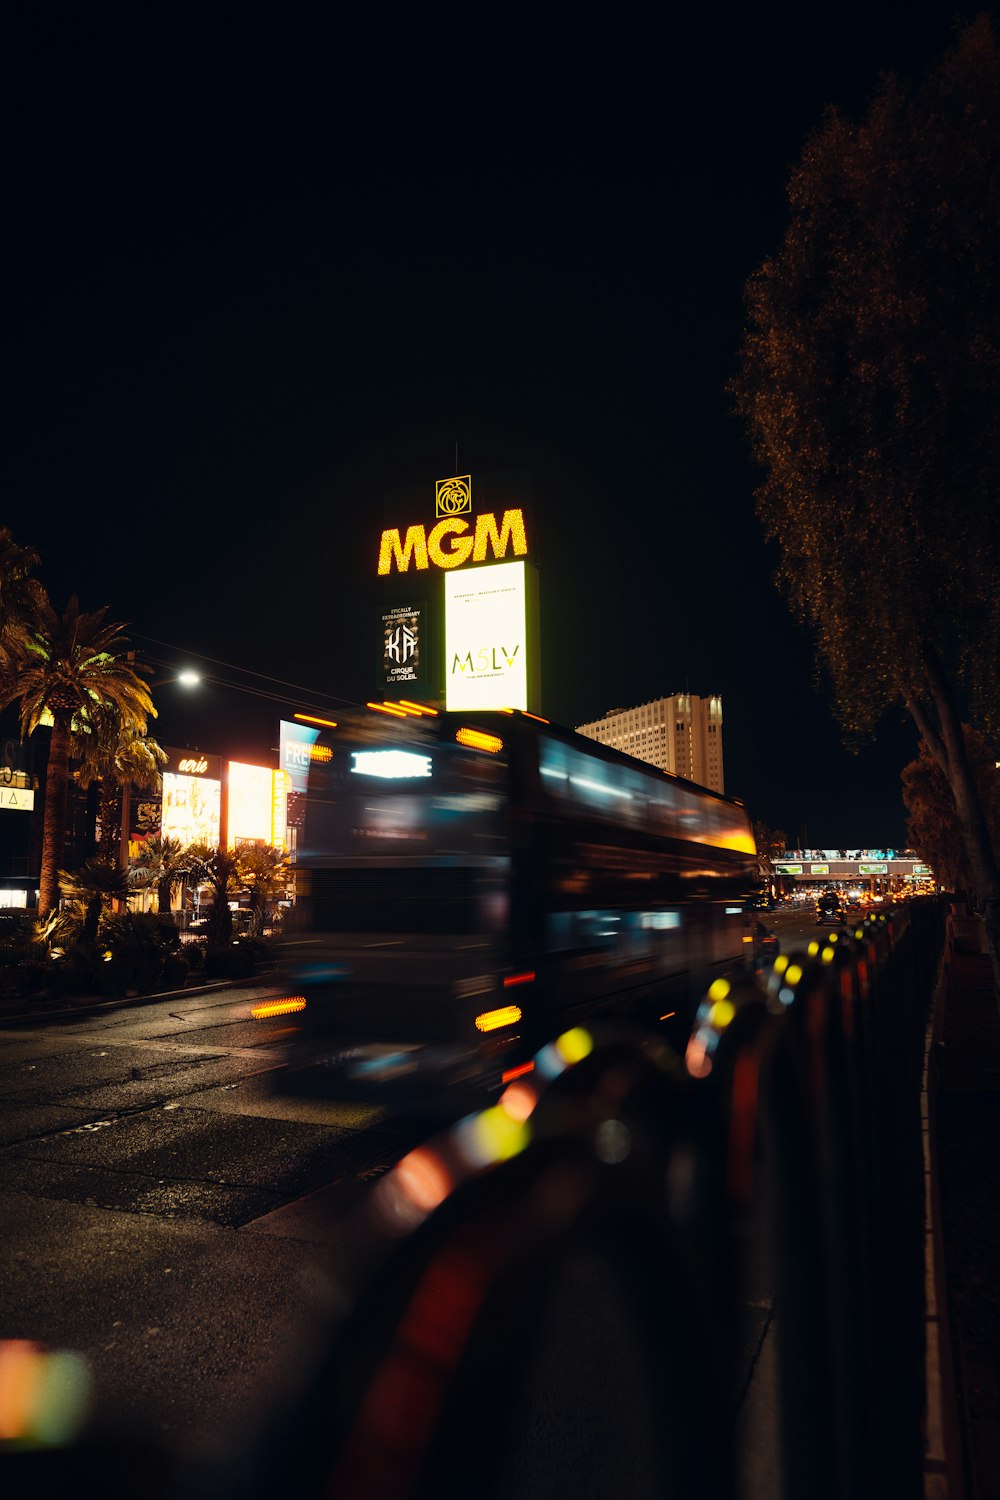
131,835 -> 190,915
0,596 -> 155,918
235,843 -> 291,937
58,857 -> 132,944
72,704 -> 166,866
186,843 -> 242,943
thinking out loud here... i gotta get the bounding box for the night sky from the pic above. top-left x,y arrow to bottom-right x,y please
3,14 -> 981,850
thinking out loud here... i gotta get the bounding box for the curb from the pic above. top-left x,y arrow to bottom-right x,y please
923,952 -> 967,1499
0,970 -> 278,1028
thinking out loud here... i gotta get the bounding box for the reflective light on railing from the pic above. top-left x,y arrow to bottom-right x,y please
556,1027 -> 593,1064
686,978 -> 739,1078
456,1104 -> 531,1169
499,1079 -> 537,1121
535,1026 -> 594,1080
0,1340 -> 93,1447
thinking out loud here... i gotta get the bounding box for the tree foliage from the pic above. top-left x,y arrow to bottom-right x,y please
0,593 -> 156,916
731,15 -> 1000,994
732,15 -> 1000,740
901,726 -> 1000,897
130,835 -> 191,914
235,843 -> 290,937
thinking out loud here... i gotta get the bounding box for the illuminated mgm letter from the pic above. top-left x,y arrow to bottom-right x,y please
377,508 -> 528,575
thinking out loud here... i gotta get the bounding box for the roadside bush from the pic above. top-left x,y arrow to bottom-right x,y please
161,951 -> 191,989
95,912 -> 189,996
202,940 -> 258,979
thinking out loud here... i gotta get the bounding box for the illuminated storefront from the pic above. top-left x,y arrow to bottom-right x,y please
160,749 -> 222,847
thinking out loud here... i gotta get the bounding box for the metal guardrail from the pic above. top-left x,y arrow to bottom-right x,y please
236,897 -> 947,1500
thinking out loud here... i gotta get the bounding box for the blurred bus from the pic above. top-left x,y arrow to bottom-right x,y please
272,707 -> 759,1105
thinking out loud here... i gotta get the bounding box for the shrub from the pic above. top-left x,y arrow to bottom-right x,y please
203,941 -> 257,979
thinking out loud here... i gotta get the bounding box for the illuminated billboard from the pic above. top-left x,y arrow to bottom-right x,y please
161,770 -> 221,847
445,561 -> 528,711
380,603 -> 425,691
228,761 -> 280,850
279,720 -> 321,795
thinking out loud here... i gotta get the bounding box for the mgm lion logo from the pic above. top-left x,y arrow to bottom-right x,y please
435,474 -> 472,517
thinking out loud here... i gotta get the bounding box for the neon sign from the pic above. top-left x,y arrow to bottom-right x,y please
377,508 -> 528,575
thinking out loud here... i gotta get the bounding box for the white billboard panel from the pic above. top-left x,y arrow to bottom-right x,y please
228,761 -> 276,849
445,561 -> 527,711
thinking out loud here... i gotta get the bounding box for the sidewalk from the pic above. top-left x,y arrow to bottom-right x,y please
933,946 -> 1000,1499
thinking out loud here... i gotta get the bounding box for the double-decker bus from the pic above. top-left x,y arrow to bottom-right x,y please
273,706 -> 759,1102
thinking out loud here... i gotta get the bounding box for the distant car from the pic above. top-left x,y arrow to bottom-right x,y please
816,893 -> 845,924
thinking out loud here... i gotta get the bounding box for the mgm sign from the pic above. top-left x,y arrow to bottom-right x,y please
374,474 -> 540,713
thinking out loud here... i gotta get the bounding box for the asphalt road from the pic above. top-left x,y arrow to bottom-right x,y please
0,981 -> 433,1475
0,936 -> 832,1497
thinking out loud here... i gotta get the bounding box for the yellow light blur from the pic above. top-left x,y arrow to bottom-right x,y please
808,941 -> 820,956
251,996 -> 307,1019
294,713 -> 338,729
474,1004 -> 522,1032
367,701 -> 408,718
556,1027 -> 593,1064
521,711 -> 550,723
398,700 -> 438,715
773,954 -> 789,975
822,946 -> 835,962
470,1104 -> 530,1163
383,701 -> 426,716
708,998 -> 736,1029
707,977 -> 731,1003
456,727 -> 503,754
309,744 -> 333,762
785,964 -> 803,986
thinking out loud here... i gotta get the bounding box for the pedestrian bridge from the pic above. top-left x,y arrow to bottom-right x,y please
773,848 -> 934,885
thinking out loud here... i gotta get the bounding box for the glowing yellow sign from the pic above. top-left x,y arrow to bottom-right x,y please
377,508 -> 528,576
435,474 -> 471,516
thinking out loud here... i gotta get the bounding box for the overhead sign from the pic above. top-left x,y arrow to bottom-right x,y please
445,561 -> 528,712
776,863 -> 804,874
859,863 -> 888,874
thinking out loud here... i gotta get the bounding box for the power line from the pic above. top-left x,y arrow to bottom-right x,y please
132,634 -> 367,709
